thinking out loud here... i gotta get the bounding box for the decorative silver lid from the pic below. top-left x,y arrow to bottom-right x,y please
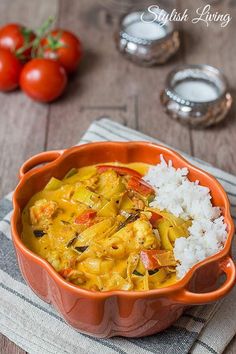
115,8 -> 180,66
160,64 -> 233,128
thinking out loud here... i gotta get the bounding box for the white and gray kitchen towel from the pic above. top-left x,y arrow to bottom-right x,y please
0,118 -> 236,354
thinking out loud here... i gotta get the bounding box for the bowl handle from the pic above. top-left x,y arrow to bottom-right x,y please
19,150 -> 63,178
172,256 -> 236,305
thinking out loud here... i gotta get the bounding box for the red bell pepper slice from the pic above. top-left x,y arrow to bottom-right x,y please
140,250 -> 166,270
74,210 -> 97,225
59,268 -> 73,278
96,165 -> 142,178
127,176 -> 155,196
150,212 -> 162,227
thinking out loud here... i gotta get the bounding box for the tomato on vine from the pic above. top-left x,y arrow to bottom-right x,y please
41,30 -> 82,73
0,23 -> 35,61
0,18 -> 82,101
0,48 -> 22,91
20,58 -> 67,102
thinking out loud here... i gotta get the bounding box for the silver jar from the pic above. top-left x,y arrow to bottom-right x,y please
115,8 -> 180,66
160,64 -> 233,128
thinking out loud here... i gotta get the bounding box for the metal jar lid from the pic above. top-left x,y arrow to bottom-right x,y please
114,8 -> 180,66
160,64 -> 233,128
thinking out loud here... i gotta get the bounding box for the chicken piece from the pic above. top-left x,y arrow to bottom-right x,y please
97,170 -> 125,199
105,215 -> 159,254
30,199 -> 58,227
131,195 -> 145,210
132,219 -> 158,249
59,268 -> 86,285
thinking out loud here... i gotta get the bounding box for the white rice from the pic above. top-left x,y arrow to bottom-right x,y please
144,155 -> 227,278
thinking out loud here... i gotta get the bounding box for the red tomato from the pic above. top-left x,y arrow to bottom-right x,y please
41,29 -> 82,73
20,58 -> 67,102
0,23 -> 35,60
127,176 -> 155,196
140,250 -> 165,270
0,48 -> 22,91
96,165 -> 142,178
75,210 -> 97,225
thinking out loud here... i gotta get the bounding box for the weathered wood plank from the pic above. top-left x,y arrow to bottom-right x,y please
180,0 -> 236,175
0,0 -> 59,198
47,0 -> 137,149
0,92 -> 47,198
47,0 -> 191,154
137,1 -> 191,154
0,0 -> 58,351
225,335 -> 236,354
0,335 -> 25,354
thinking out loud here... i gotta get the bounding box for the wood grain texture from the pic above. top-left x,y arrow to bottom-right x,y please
0,335 -> 25,354
180,0 -> 236,174
0,0 -> 58,351
0,0 -> 58,198
47,0 -> 191,154
47,0 -> 137,150
224,335 -> 236,354
0,0 -> 236,353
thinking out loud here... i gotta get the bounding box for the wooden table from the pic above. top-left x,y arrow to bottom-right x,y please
0,0 -> 235,352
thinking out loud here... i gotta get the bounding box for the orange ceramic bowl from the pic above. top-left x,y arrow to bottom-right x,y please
11,142 -> 236,338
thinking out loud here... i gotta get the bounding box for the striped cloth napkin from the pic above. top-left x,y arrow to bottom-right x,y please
0,118 -> 236,354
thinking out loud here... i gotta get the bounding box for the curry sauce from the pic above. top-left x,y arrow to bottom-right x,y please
22,163 -> 191,291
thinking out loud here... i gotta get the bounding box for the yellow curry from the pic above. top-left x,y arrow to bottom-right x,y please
22,163 -> 191,291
